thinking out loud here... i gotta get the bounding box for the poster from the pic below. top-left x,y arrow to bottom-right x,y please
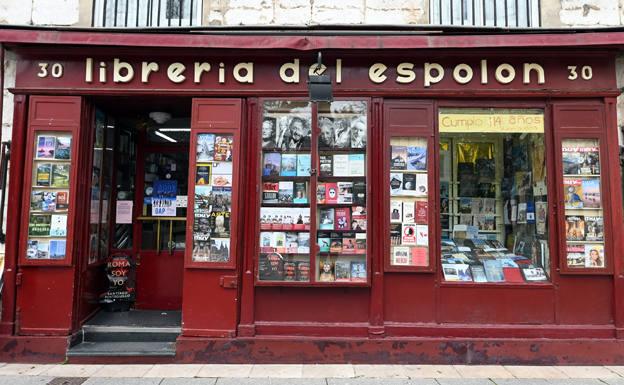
151,180 -> 177,216
115,200 -> 133,224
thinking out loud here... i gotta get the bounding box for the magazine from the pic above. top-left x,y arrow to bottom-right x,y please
196,133 -> 215,161
391,146 -> 407,170
562,144 -> 600,175
565,215 -> 585,241
54,136 -> 71,160
214,135 -> 233,161
195,164 -> 212,185
581,178 -> 601,208
406,146 -> 427,171
585,243 -> 605,268
36,136 -> 56,159
51,164 -> 70,188
585,216 -> 604,241
36,163 -> 52,186
563,178 -> 584,209
566,244 -> 585,267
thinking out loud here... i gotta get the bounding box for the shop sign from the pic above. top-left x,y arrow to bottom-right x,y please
152,180 -> 177,216
439,111 -> 544,133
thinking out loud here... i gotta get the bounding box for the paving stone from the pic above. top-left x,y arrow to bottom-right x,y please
160,379 -> 218,385
143,365 -> 202,378
492,380 -> 550,385
47,378 -> 89,385
0,364 -> 54,375
197,364 -> 253,378
544,380 -> 605,385
43,366 -> 104,378
435,379 -> 495,385
83,378 -> 162,385
328,379 -> 437,385
270,379 -> 328,385
353,365 -> 408,378
454,365 -> 514,379
303,364 -> 355,378
599,379 -> 624,385
215,379 -> 271,385
606,366 -> 624,377
249,365 -> 303,378
0,376 -> 55,385
556,366 -> 619,378
503,366 -> 568,379
91,365 -> 154,378
403,365 -> 461,378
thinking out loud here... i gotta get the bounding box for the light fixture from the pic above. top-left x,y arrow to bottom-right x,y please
308,52 -> 333,103
159,128 -> 191,132
154,130 -> 177,143
149,111 -> 172,124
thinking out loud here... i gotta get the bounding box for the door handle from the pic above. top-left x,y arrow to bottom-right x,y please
135,253 -> 141,266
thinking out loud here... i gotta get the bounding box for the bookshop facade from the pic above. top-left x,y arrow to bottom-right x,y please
2,34 -> 624,363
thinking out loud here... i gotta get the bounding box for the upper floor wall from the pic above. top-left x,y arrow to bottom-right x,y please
0,0 -> 623,29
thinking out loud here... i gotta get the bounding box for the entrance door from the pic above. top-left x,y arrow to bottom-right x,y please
135,140 -> 189,310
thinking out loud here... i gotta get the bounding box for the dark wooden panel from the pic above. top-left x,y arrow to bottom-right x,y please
384,274 -> 436,322
29,96 -> 81,127
192,99 -> 242,129
558,276 -> 613,324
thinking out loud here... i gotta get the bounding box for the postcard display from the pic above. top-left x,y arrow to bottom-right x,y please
258,101 -> 368,284
389,138 -> 430,267
27,133 -> 73,261
562,139 -> 606,269
190,133 -> 235,264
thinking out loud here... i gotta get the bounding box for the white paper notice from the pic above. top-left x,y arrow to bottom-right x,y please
116,200 -> 133,224
176,195 -> 188,208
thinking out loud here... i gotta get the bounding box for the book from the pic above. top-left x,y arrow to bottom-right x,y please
296,262 -> 310,282
294,182 -> 308,204
348,154 -> 365,176
503,267 -> 524,283
350,261 -> 367,281
26,239 -> 49,259
391,146 -> 407,170
566,244 -> 585,267
563,178 -> 583,209
334,260 -> 351,281
585,243 -> 605,268
214,135 -> 233,161
526,201 -> 536,223
355,233 -> 367,253
353,182 -> 366,205
333,154 -> 349,176
280,154 -> 297,176
262,182 -> 279,203
330,232 -> 343,253
581,178 -> 601,208
36,163 -> 52,186
342,232 -> 356,253
283,261 -> 297,281
402,223 -> 417,245
392,246 -> 411,265
296,154 -> 311,176
483,198 -> 495,214
196,134 -> 215,161
407,145 -> 427,171
319,208 -> 335,230
470,265 -> 488,282
390,200 -> 402,223
54,136 -> 71,160
352,206 -> 367,231
49,214 -> 67,236
318,231 -> 331,252
325,183 -> 338,204
316,183 -> 326,204
337,182 -> 353,204
262,153 -> 281,177
55,191 -> 69,210
458,198 -> 472,214
297,232 -> 310,253
390,223 -> 402,246
335,207 -> 351,230
319,155 -> 333,177
536,201 -> 547,235
442,263 -> 472,282
565,215 -> 585,241
28,214 -> 51,236
585,216 -> 604,241
402,201 -> 415,223
49,239 -> 66,259
416,225 -> 428,247
471,198 -> 483,215
277,181 -> 294,203
285,232 -> 299,253
521,267 -> 548,282
272,232 -> 286,252
51,164 -> 70,188
517,203 -> 527,224
415,201 -> 428,224
36,136 -> 56,159
483,259 -> 505,282
260,232 -> 273,252
195,164 -> 212,185
390,173 -> 403,196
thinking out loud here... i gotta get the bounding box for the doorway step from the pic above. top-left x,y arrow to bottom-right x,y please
67,309 -> 181,357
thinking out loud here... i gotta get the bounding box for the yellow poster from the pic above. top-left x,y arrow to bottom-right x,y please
439,112 -> 544,133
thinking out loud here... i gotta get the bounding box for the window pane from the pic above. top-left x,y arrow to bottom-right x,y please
438,109 -> 550,283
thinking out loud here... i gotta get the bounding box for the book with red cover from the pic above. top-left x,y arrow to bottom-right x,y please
415,201 -> 428,224
502,267 -> 524,283
325,182 -> 338,204
334,207 -> 351,230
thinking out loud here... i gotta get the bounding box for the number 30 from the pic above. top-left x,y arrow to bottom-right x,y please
37,62 -> 63,78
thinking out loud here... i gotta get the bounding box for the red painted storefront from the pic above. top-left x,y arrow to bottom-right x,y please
0,28 -> 624,363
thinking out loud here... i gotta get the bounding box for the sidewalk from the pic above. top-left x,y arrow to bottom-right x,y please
1,364 -> 624,385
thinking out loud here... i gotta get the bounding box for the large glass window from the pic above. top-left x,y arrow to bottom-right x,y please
438,109 -> 550,283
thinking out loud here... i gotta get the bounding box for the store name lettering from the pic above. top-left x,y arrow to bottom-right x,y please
34,58 -> 594,87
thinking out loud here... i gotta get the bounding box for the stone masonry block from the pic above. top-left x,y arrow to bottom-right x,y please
0,0 -> 33,25
365,8 -> 423,24
32,0 -> 80,25
312,7 -> 364,24
560,0 -> 620,25
274,6 -> 311,25
224,7 -> 273,24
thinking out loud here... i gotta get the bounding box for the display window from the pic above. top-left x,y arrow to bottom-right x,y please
437,108 -> 551,283
257,100 -> 370,285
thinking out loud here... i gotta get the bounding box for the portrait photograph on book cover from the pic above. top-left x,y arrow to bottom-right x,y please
317,115 -> 367,149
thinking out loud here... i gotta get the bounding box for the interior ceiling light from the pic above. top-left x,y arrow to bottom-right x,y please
149,111 -> 172,124
154,130 -> 177,143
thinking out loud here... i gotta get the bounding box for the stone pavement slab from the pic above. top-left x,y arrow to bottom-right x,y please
0,364 -> 54,376
493,380 -> 550,385
269,379 -> 327,385
160,379 -> 218,385
353,365 -> 408,378
91,365 -> 154,378
555,366 -> 620,378
435,379 -> 494,385
43,365 -> 104,377
607,367 -> 624,377
542,380 -> 604,385
454,365 -> 514,379
303,364 -> 355,378
600,379 -> 624,385
249,364 -> 303,378
197,364 -> 253,378
83,378 -> 161,385
503,366 -> 568,379
0,375 -> 54,385
403,365 -> 462,378
215,379 -> 270,385
328,379 -> 437,385
143,364 -> 202,378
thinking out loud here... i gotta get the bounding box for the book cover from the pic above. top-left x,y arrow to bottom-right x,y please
459,214 -> 473,226
27,239 -> 49,259
563,144 -> 600,175
272,232 -> 286,253
36,136 -> 56,159
353,182 -> 366,205
402,173 -> 417,196
566,244 -> 585,267
415,201 -> 428,224
348,154 -> 365,176
526,201 -> 536,223
325,182 -> 338,204
585,216 -> 604,241
49,214 -> 67,237
277,181 -> 294,203
297,232 -> 310,253
335,207 -> 351,230
333,154 -> 350,176
296,154 -> 311,176
503,267 -> 524,283
352,206 -> 367,231
581,178 -> 601,208
442,263 -> 461,281
517,203 -> 527,224
585,243 -> 605,268
54,136 -> 71,160
402,200 -> 415,223
296,261 -> 310,282
294,182 -> 308,204
51,164 -> 70,188
483,198 -> 495,214
342,232 -> 356,253
49,239 -> 66,259
283,261 -> 297,281
28,214 -> 51,236
36,163 -> 52,186
402,223 -> 417,245
565,215 -> 585,241
522,267 -> 548,281
196,134 -> 215,161
350,261 -> 367,281
416,224 -> 428,247
470,198 -> 482,215
280,154 -> 297,176
211,161 -> 233,175
211,173 -> 232,187
330,232 -> 343,253
209,211 -> 231,238
483,259 -> 505,282
285,232 -> 299,253
316,183 -> 326,204
319,155 -> 333,177
334,260 -> 351,281
260,232 -> 273,252
411,247 -> 428,266
318,231 -> 331,253
390,200 -> 402,223
355,233 -> 366,254
337,182 -> 353,204
473,214 -> 486,230
536,201 -> 547,235
392,246 -> 410,266
564,178 -> 584,209
483,215 -> 496,231
390,173 -> 403,196
214,135 -> 233,161
407,146 -> 427,171
262,182 -> 279,204
30,191 -> 44,211
391,146 -> 407,170
470,265 -> 488,282
264,252 -> 284,280
390,223 -> 402,246
319,208 -> 335,230
458,198 -> 472,214
262,153 -> 281,176
195,164 -> 212,185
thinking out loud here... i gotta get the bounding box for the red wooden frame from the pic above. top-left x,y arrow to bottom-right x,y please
18,96 -> 81,267
252,98 -> 373,287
